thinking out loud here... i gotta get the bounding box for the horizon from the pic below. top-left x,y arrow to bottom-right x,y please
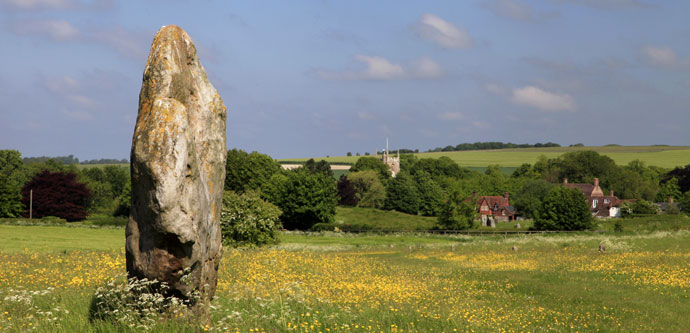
1,1 -> 689,160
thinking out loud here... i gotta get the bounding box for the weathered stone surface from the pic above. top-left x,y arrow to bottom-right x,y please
127,25 -> 226,305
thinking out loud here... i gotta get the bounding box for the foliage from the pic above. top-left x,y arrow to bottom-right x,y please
349,156 -> 391,182
665,164 -> 690,193
410,157 -> 470,180
631,199 -> 660,215
23,155 -> 80,165
113,181 -> 131,217
225,149 -> 282,193
262,169 -> 337,230
383,172 -> 420,215
21,171 -> 92,221
303,158 -> 333,178
336,174 -> 358,206
411,171 -> 444,216
655,178 -> 682,203
437,191 -> 475,230
428,141 -> 560,152
90,276 -> 192,329
533,186 -> 593,231
0,150 -> 26,217
346,170 -> 386,209
513,179 -> 554,219
220,191 -> 282,247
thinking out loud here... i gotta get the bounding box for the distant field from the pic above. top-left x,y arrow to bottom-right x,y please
281,146 -> 690,169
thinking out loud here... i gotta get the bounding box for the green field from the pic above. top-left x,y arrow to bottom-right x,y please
1,217 -> 690,331
281,146 -> 690,169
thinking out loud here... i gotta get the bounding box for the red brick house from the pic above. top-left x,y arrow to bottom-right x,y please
473,192 -> 516,222
563,178 -> 622,218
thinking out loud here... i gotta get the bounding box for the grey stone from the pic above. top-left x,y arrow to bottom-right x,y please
126,25 -> 227,305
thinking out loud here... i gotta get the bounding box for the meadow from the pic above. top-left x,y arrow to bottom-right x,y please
281,146 -> 690,169
1,218 -> 690,332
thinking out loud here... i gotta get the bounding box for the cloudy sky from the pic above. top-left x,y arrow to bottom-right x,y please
1,0 -> 689,160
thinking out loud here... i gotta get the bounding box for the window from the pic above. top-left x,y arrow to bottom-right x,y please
604,198 -> 610,204
592,199 -> 598,208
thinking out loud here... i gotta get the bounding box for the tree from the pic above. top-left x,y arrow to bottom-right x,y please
336,174 -> 358,206
437,190 -> 475,230
533,186 -> 593,231
303,158 -> 333,178
412,171 -> 444,216
347,170 -> 386,209
655,178 -> 682,203
0,150 -> 26,218
350,156 -> 391,182
113,181 -> 131,217
666,164 -> 690,193
410,157 -> 469,180
262,169 -> 337,230
346,152 -> 352,157
553,151 -> 619,189
225,149 -> 282,193
220,191 -> 282,247
513,179 -> 554,219
21,171 -> 92,221
384,172 -> 419,214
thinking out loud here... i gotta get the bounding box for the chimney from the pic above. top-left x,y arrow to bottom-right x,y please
504,191 -> 509,203
563,178 -> 568,184
669,196 -> 674,204
594,178 -> 599,187
610,190 -> 614,197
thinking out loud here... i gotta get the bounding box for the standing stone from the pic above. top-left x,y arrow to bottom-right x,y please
127,25 -> 227,305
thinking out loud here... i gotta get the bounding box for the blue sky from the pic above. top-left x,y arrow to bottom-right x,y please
1,0 -> 689,160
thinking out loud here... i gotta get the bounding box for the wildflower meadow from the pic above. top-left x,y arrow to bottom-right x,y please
1,225 -> 689,332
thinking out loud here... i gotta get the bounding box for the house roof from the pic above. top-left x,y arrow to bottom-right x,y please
565,183 -> 595,196
477,196 -> 509,209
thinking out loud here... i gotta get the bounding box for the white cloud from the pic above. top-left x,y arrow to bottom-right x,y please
357,111 -> 374,120
90,25 -> 148,59
60,107 -> 92,121
67,94 -> 96,108
643,46 -> 677,67
11,19 -> 79,41
43,75 -> 80,94
472,121 -> 491,129
2,0 -> 73,10
318,55 -> 443,80
511,86 -> 576,111
415,13 -> 473,49
485,83 -> 506,95
1,0 -> 112,10
410,57 -> 442,78
437,112 -> 464,120
482,0 -> 535,21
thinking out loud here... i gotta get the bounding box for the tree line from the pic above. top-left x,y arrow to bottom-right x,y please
22,155 -> 128,165
2,148 -> 690,241
427,141 -> 561,152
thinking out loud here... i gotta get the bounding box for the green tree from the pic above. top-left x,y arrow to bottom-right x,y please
225,149 -> 282,192
410,157 -> 469,180
303,158 -> 333,178
412,171 -> 444,216
384,172 -> 420,215
350,156 -> 390,182
347,170 -> 386,208
262,169 -> 337,230
220,191 -> 282,247
437,190 -> 475,230
0,150 -> 26,217
513,179 -> 554,219
113,181 -> 131,217
655,178 -> 682,203
533,186 -> 593,231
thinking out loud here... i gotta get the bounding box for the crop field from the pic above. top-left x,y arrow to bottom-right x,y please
1,223 -> 690,332
282,146 -> 690,169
